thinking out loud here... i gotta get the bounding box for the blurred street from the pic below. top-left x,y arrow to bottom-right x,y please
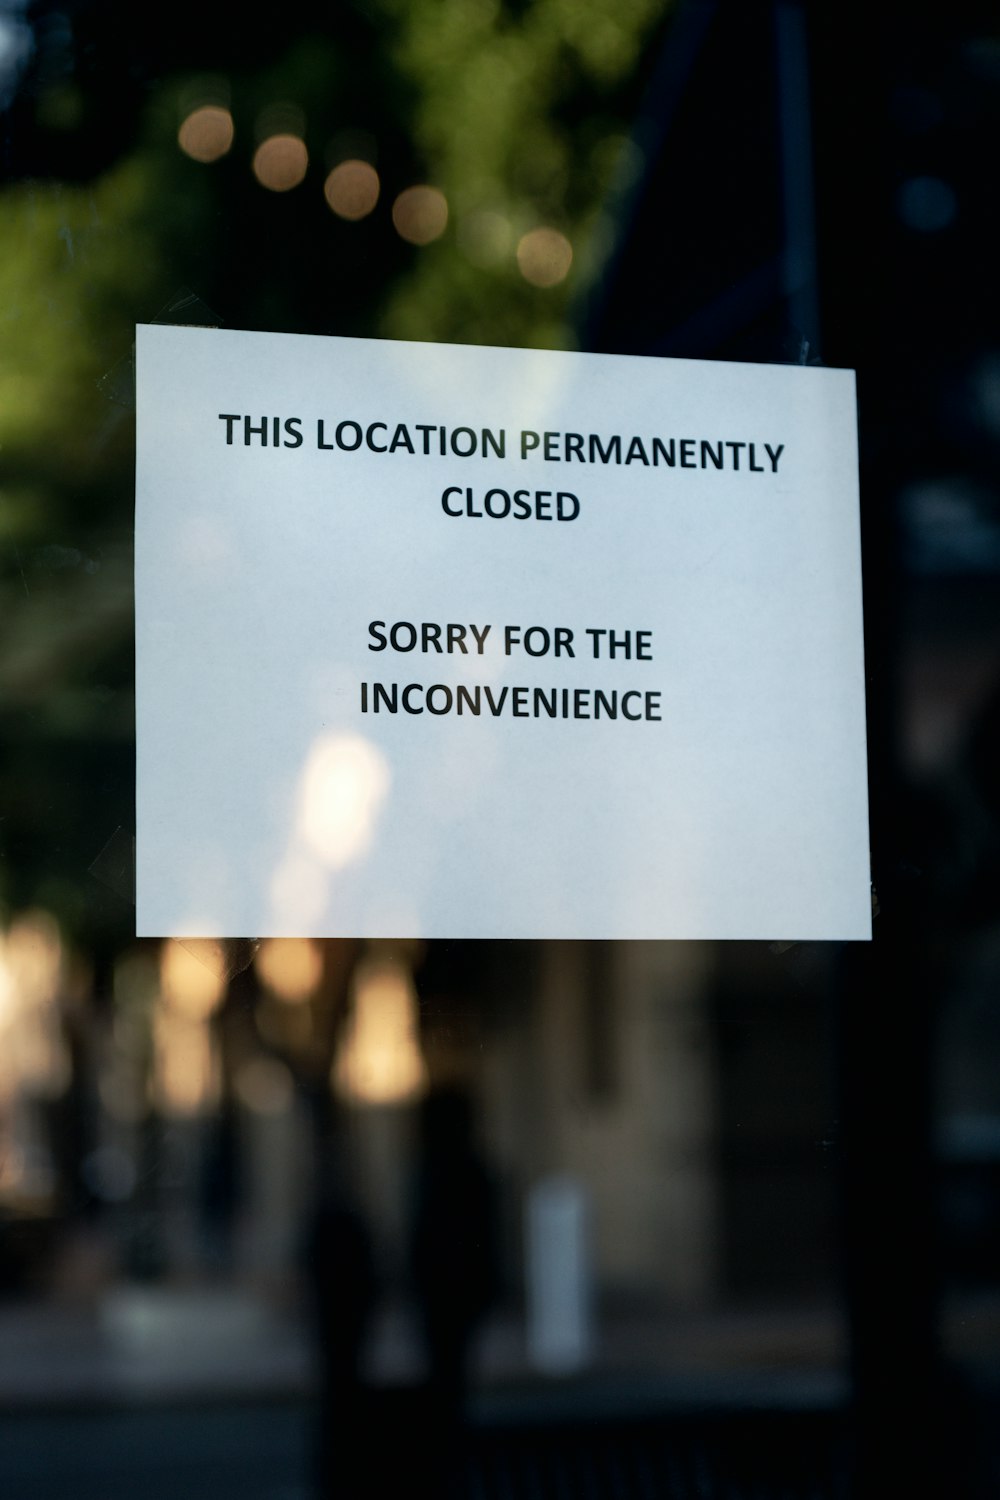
1,1284 -> 998,1496
0,1284 -> 853,1498
0,1283 -> 849,1407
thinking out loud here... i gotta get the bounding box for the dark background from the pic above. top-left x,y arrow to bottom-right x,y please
1,2 -> 999,1496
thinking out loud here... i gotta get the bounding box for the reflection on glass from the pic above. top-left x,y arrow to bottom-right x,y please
516,226 -> 573,287
159,940 -> 225,1021
269,848 -> 330,930
0,911 -> 69,1100
296,732 -> 391,870
333,953 -> 427,1105
153,1008 -> 217,1117
255,937 -> 323,1003
392,184 -> 448,245
252,134 -> 309,192
324,160 -> 380,221
177,106 -> 234,163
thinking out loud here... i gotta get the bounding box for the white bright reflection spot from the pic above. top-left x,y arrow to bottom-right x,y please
297,733 -> 390,869
334,955 -> 427,1106
0,20 -> 17,70
255,938 -> 322,1004
178,105 -> 234,163
160,940 -> 225,1020
517,227 -> 573,287
269,850 -> 330,929
0,16 -> 32,107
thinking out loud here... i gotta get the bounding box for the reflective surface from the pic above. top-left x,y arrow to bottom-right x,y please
1,3 -> 999,1497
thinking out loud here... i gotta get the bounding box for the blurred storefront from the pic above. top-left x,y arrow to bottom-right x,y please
1,2 -> 999,1497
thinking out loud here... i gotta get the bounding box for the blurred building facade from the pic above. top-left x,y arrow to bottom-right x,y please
1,2 -> 999,1497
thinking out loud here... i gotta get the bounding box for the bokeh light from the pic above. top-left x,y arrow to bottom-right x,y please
458,209 -> 512,268
235,1056 -> 295,1116
897,175 -> 957,233
0,911 -> 70,1102
392,185 -> 448,245
160,940 -> 225,1020
253,134 -> 309,192
324,159 -> 380,220
517,227 -> 573,287
154,1009 -> 217,1117
333,954 -> 427,1106
296,732 -> 391,870
255,938 -> 322,1004
177,106 -> 234,163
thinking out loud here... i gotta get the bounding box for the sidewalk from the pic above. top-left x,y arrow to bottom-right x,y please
0,1285 -> 850,1412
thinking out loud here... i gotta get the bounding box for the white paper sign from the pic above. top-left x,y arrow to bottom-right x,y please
135,325 -> 870,940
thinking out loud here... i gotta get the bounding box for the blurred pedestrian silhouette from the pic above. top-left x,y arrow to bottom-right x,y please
306,1147 -> 377,1500
198,1099 -> 241,1273
410,1086 -> 501,1492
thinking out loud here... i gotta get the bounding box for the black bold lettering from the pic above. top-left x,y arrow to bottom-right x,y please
336,421 -> 362,451
390,621 -> 417,652
589,433 -> 621,464
426,684 -> 452,714
456,685 -> 481,715
484,489 -> 511,518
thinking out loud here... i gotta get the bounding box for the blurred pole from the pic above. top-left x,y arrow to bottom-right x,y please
807,3 -> 947,1494
525,1175 -> 593,1375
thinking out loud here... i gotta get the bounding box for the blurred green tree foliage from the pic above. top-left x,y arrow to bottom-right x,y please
0,0 -> 668,936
